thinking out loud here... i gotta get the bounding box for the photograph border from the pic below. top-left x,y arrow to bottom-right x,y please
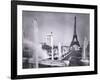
11,1 -> 97,79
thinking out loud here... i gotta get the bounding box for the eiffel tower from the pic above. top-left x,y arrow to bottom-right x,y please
70,16 -> 80,49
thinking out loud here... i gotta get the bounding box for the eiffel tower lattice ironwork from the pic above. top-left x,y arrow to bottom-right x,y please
70,16 -> 80,47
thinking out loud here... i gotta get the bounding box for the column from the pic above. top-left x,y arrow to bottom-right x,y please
58,42 -> 61,60
82,37 -> 87,60
32,18 -> 39,68
51,32 -> 54,60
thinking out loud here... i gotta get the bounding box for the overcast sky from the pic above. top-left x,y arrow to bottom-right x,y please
22,11 -> 89,46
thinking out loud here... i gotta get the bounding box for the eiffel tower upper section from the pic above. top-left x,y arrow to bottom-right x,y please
70,16 -> 80,48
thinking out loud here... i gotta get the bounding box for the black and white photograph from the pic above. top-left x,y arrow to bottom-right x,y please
22,11 -> 90,69
11,1 -> 97,79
